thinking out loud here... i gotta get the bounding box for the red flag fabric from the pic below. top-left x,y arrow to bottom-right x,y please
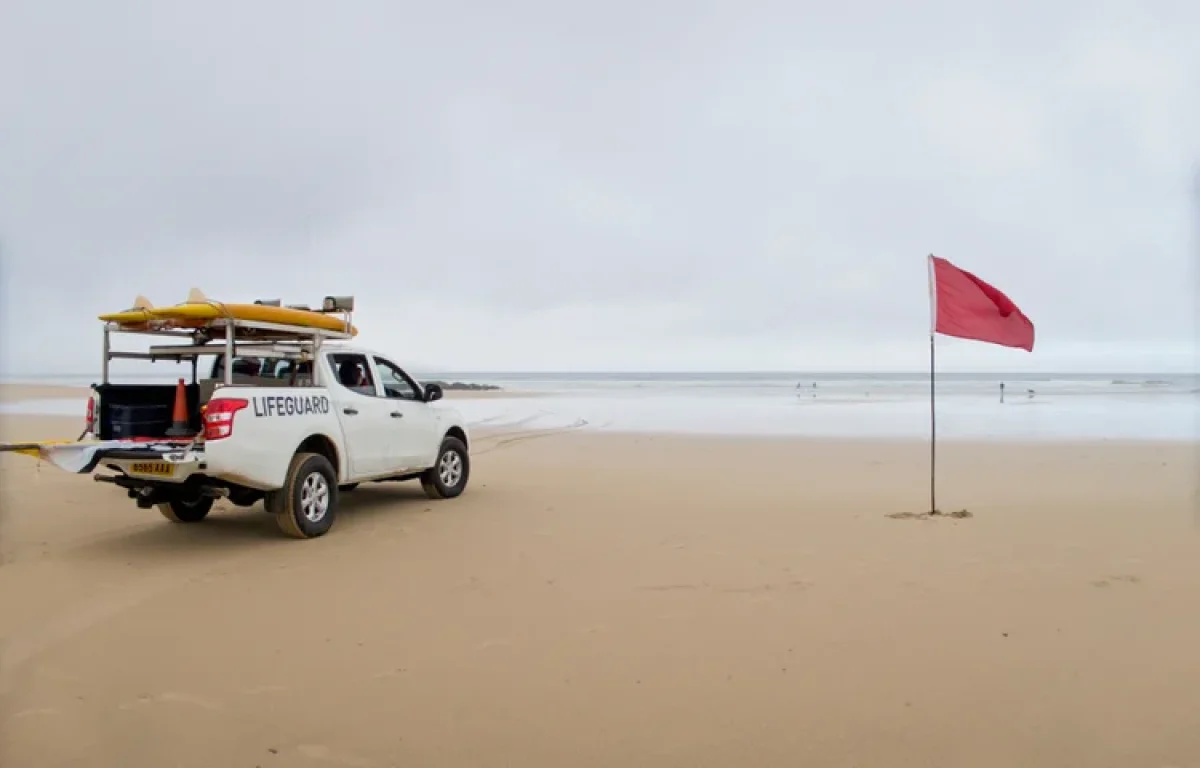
929,255 -> 1035,352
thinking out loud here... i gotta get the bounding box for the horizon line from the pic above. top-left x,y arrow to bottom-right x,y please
3,369 -> 1198,378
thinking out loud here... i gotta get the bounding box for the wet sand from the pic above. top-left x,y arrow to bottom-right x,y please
2,412 -> 1199,767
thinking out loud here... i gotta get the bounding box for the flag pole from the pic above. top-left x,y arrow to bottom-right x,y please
1191,167 -> 1200,529
927,254 -> 938,514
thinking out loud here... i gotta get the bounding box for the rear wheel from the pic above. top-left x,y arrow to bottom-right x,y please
157,494 -> 213,523
420,436 -> 470,499
272,452 -> 338,539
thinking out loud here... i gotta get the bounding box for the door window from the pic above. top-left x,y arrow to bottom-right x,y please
373,357 -> 420,400
328,353 -> 377,396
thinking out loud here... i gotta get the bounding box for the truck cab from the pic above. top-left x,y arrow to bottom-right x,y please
202,344 -> 464,492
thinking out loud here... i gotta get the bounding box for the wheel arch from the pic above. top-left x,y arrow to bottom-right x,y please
296,433 -> 341,480
444,425 -> 469,450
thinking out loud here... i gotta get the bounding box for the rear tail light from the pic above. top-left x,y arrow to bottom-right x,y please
84,395 -> 96,435
204,398 -> 249,440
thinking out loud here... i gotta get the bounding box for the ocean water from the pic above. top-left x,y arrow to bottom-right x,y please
2,371 -> 1198,442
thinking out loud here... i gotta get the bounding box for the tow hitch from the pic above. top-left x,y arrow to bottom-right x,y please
94,475 -> 228,508
133,486 -> 165,509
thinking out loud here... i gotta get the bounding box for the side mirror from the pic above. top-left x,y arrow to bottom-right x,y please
424,383 -> 444,402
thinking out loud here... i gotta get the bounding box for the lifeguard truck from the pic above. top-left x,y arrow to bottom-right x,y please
31,290 -> 472,539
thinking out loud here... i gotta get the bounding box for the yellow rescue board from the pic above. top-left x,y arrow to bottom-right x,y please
0,439 -> 92,457
100,302 -> 357,335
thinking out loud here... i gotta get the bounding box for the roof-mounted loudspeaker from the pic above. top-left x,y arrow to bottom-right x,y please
323,296 -> 355,312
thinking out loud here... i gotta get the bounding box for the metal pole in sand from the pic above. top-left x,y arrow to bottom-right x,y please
927,254 -> 938,515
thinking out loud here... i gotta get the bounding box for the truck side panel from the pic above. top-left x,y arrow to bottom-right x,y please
204,387 -> 345,491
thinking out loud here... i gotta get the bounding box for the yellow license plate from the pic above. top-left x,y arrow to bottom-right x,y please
128,461 -> 173,477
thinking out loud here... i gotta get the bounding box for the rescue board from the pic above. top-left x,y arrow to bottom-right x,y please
99,290 -> 357,335
0,439 -> 195,473
0,438 -> 88,457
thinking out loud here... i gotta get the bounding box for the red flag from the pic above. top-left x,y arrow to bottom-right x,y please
928,255 -> 1035,352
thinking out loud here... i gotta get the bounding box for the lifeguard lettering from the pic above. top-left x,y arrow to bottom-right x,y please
252,394 -> 331,417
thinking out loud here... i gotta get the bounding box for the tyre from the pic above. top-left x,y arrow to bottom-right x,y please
420,436 -> 470,500
273,452 -> 339,539
157,494 -> 213,523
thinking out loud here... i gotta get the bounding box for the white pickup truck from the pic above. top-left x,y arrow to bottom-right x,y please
83,344 -> 472,539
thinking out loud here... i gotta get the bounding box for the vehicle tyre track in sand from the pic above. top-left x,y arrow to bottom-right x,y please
471,419 -> 591,455
466,412 -> 555,432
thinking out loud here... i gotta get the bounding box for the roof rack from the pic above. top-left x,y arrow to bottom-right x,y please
101,294 -> 358,387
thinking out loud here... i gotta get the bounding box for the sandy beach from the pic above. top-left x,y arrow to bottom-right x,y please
0,384 -> 94,402
2,407 -> 1199,767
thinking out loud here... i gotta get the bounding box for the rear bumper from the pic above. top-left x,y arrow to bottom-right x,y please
95,447 -> 205,484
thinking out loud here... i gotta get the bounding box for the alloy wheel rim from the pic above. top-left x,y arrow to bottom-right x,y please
300,472 -> 330,523
438,450 -> 463,487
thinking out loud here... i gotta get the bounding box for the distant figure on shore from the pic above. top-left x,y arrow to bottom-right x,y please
1000,381 -> 1005,403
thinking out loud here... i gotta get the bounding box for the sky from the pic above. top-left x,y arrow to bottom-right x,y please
1,0 -> 1197,374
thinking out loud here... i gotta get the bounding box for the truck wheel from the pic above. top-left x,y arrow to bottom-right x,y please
158,495 -> 213,523
420,436 -> 470,500
274,452 -> 338,539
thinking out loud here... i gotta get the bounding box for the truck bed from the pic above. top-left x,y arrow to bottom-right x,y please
94,383 -> 201,441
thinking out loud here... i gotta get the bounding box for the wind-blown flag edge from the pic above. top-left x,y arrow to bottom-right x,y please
928,255 -> 1035,352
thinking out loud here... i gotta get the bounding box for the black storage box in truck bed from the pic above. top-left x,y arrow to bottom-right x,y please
96,383 -> 201,440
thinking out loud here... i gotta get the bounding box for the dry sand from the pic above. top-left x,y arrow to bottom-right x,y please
2,409 -> 1199,767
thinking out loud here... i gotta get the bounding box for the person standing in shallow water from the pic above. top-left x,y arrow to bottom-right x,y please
1000,381 -> 1005,403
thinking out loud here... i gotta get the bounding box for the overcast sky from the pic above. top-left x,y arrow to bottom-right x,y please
1,0 -> 1197,374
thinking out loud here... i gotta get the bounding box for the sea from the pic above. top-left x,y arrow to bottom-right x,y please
2,371 -> 1198,442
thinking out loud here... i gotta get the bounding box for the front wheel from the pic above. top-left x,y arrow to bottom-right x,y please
420,436 -> 470,500
271,452 -> 339,539
158,494 -> 213,523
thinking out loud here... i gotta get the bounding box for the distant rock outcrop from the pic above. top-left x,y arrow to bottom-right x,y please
424,380 -> 502,392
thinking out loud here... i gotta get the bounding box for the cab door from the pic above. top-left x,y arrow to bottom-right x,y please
326,352 -> 393,478
370,355 -> 440,470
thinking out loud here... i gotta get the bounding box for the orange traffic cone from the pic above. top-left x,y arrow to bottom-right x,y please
165,378 -> 192,437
